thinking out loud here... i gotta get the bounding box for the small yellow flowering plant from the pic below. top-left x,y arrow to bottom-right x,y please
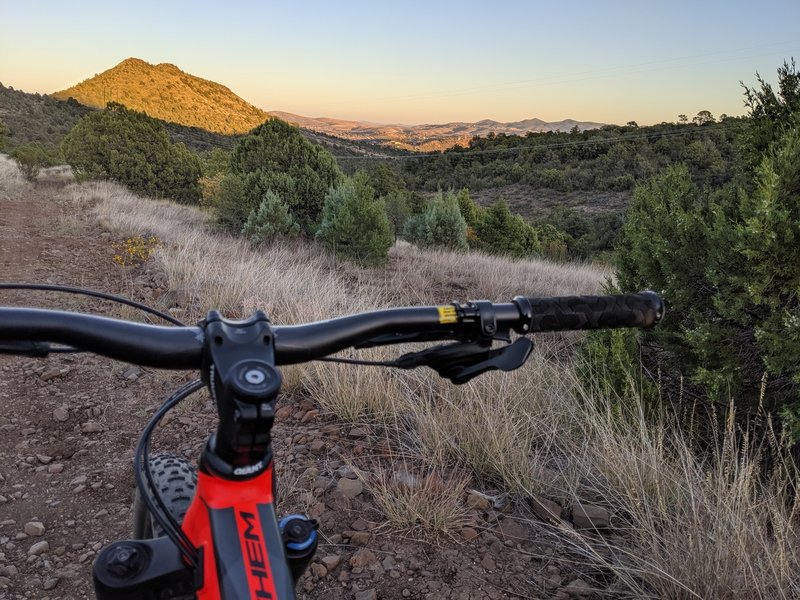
112,235 -> 161,267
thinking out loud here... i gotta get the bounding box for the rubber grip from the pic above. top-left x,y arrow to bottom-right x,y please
526,291 -> 664,332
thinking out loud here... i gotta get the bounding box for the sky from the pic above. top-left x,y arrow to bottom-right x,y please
1,0 -> 798,126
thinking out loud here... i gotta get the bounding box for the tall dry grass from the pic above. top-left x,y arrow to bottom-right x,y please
67,181 -> 800,598
567,386 -> 800,599
0,154 -> 31,200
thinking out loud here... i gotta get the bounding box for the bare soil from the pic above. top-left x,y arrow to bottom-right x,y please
0,182 -> 607,599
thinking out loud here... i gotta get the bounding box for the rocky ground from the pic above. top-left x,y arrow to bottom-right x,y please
0,181 -> 616,599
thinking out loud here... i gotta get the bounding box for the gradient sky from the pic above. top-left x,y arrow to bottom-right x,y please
1,0 -> 798,125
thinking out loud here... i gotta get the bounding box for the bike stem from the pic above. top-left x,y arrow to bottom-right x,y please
201,310 -> 282,478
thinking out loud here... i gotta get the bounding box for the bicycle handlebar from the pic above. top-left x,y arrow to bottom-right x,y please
0,292 -> 663,367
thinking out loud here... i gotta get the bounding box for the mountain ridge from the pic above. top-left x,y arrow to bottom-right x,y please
52,58 -> 269,135
51,58 -> 607,151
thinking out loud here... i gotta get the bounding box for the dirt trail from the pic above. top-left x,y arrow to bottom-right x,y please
0,188 -> 47,281
0,182 -> 596,600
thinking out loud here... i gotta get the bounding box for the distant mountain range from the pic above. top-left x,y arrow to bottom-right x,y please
270,112 -> 607,152
52,58 -> 606,150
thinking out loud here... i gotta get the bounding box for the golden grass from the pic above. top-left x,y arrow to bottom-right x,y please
364,461 -> 471,536
69,181 -> 800,598
0,154 -> 32,200
576,397 -> 799,599
405,358 -> 581,502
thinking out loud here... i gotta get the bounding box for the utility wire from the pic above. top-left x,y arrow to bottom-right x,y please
372,41 -> 800,103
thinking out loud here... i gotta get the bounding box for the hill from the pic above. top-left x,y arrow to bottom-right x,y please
52,58 -> 269,135
0,84 -> 92,152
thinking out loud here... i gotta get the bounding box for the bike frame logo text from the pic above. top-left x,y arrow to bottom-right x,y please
239,510 -> 273,599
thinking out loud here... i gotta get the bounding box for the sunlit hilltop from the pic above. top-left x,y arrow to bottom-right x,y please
51,58 -> 269,135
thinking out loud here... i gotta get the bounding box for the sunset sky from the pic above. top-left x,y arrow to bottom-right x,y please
1,0 -> 798,125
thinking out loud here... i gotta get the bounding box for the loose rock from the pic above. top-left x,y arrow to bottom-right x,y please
43,576 -> 60,590
564,578 -> 594,597
24,521 -> 45,536
349,548 -> 377,568
81,421 -> 103,433
497,518 -> 528,544
348,426 -> 370,439
336,477 -> 363,499
349,531 -> 370,545
531,497 -> 562,523
466,491 -> 491,511
28,540 -> 49,555
572,502 -> 610,529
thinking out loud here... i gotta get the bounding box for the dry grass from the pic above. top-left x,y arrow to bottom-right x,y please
0,154 -> 32,200
69,181 -> 800,598
363,460 -> 471,537
385,241 -> 610,304
564,382 -> 800,599
302,351 -> 407,422
38,165 -> 74,184
88,181 -> 351,323
405,357 -> 581,502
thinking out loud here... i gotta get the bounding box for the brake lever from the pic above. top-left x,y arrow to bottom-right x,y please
395,337 -> 534,385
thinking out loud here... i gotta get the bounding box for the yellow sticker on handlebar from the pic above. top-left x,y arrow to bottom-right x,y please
437,306 -> 458,324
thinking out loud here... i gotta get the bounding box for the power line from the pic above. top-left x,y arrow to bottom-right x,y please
371,41 -> 800,103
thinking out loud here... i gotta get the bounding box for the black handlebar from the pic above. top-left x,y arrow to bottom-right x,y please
0,292 -> 664,368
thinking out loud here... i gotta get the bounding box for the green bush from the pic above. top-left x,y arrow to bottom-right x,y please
316,174 -> 393,267
241,190 -> 300,246
472,199 -> 540,258
214,173 -> 248,232
363,163 -> 406,197
61,103 -> 201,203
616,62 -> 800,414
580,324 -> 659,412
221,118 -> 342,233
403,190 -> 468,250
383,190 -> 411,241
12,142 -> 53,181
455,188 -> 482,227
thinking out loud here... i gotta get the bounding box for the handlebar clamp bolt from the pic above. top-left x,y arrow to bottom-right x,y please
244,368 -> 266,385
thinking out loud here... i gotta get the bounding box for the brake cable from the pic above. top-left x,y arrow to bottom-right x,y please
316,356 -> 400,367
0,283 -> 186,326
134,379 -> 204,568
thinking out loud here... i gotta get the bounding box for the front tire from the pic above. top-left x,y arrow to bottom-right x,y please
133,454 -> 197,539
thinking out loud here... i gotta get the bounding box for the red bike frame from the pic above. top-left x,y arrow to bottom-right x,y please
182,461 -> 295,599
